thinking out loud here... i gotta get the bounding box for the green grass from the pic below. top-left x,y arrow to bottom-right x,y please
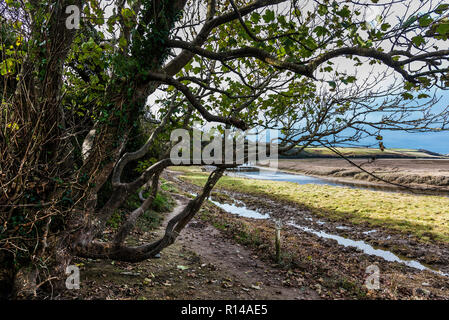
160,178 -> 180,193
172,166 -> 449,243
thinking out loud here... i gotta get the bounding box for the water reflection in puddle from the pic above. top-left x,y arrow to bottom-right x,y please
288,222 -> 447,276
209,199 -> 270,220
202,193 -> 447,277
190,192 -> 269,220
336,225 -> 351,230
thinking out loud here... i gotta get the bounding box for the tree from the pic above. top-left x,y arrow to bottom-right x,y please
1,0 -> 448,298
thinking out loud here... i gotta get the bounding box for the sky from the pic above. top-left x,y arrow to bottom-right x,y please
350,91 -> 449,154
357,130 -> 449,154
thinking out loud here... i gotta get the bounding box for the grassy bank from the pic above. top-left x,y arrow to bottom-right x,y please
285,147 -> 443,158
172,167 -> 449,243
269,159 -> 449,188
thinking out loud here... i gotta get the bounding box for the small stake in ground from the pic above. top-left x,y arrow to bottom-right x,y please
275,219 -> 282,263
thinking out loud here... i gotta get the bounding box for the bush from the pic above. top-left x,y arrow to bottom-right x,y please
151,193 -> 173,212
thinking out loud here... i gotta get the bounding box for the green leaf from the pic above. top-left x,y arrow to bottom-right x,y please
317,5 -> 328,16
0,58 -> 15,76
262,10 -> 275,23
419,15 -> 433,27
121,8 -> 134,18
313,26 -> 327,37
337,6 -> 351,18
435,4 -> 449,14
411,35 -> 425,47
401,92 -> 414,100
119,37 -> 128,49
381,23 -> 391,31
0,61 -> 7,76
436,23 -> 449,35
251,12 -> 261,23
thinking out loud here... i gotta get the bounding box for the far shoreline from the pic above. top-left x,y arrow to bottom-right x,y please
256,158 -> 449,196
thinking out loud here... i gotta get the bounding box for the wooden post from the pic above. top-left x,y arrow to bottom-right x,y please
275,219 -> 282,263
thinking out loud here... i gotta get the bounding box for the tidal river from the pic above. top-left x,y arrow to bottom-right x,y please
230,166 -> 447,196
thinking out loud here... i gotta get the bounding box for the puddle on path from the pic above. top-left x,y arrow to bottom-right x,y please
288,222 -> 447,277
201,193 -> 447,277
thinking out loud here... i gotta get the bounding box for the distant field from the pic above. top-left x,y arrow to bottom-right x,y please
284,147 -> 445,159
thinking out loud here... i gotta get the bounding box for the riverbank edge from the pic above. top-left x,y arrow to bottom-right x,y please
256,161 -> 449,195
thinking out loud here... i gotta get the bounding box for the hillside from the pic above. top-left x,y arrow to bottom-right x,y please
281,147 -> 446,159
